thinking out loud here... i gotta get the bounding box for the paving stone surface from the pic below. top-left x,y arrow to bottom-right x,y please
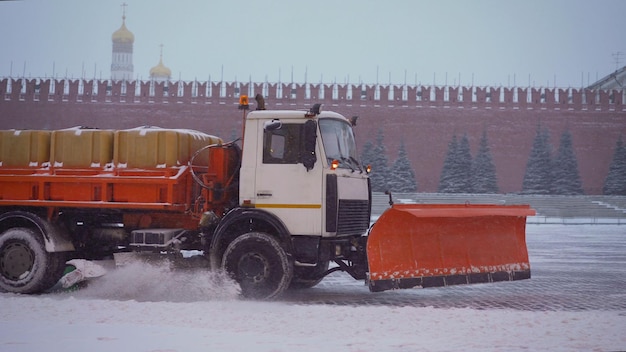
282,224 -> 626,311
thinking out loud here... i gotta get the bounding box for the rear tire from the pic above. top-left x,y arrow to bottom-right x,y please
222,232 -> 293,299
0,227 -> 66,294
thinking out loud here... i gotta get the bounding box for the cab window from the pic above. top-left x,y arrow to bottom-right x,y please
263,123 -> 303,164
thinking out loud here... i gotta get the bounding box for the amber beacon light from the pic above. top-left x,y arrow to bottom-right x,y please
238,95 -> 249,110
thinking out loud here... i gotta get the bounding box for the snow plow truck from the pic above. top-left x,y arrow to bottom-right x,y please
0,96 -> 534,299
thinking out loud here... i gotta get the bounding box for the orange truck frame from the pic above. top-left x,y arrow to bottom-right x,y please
0,99 -> 534,299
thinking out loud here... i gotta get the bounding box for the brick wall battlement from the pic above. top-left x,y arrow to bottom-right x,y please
2,78 -> 625,112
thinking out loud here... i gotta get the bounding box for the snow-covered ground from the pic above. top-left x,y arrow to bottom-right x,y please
1,224 -> 625,352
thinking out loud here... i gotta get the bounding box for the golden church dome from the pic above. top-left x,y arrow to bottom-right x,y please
112,17 -> 134,43
150,56 -> 171,78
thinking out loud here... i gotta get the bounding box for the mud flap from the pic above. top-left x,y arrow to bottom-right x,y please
366,204 -> 534,292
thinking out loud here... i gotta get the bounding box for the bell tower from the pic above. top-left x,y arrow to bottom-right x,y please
111,3 -> 134,81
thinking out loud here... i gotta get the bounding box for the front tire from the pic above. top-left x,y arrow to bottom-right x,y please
222,232 -> 293,299
0,227 -> 65,294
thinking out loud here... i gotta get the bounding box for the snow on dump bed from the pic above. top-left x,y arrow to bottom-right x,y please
122,126 -> 221,141
58,126 -> 89,136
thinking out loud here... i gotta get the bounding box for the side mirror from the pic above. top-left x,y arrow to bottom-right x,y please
302,120 -> 317,171
263,119 -> 282,131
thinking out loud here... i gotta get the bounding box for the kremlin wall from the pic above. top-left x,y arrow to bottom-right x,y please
1,77 -> 625,194
1,6 -> 624,194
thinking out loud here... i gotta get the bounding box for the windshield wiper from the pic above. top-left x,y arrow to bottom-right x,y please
348,156 -> 363,173
341,157 -> 356,172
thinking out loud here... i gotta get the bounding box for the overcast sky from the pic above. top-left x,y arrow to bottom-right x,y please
1,0 -> 624,88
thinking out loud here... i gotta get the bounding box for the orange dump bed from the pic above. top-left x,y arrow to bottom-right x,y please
0,167 -> 193,211
0,127 -> 228,213
367,203 -> 535,292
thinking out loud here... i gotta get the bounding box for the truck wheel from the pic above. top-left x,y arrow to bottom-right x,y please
222,232 -> 293,299
290,261 -> 329,289
0,227 -> 65,294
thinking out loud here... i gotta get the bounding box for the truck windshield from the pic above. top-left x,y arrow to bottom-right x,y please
319,118 -> 362,171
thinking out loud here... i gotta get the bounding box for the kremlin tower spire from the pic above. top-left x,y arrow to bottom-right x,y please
111,3 -> 134,81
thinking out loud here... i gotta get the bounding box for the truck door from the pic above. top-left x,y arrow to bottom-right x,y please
253,120 -> 323,235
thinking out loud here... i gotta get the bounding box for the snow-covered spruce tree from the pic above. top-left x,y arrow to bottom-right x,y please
522,125 -> 553,194
368,129 -> 391,192
471,129 -> 499,194
552,130 -> 583,195
438,134 -> 472,193
389,141 -> 418,193
438,134 -> 459,193
456,134 -> 473,193
603,136 -> 626,195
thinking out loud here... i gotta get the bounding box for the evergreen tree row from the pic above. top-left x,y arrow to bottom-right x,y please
438,130 -> 499,194
522,125 -> 584,195
359,126 -> 625,195
361,129 -> 418,193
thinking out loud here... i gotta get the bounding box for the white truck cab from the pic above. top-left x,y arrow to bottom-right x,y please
239,107 -> 371,239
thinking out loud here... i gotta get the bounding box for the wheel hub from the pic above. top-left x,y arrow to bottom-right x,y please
238,252 -> 270,284
0,242 -> 34,281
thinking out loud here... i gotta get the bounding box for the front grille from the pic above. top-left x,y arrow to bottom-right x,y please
337,199 -> 370,236
144,232 -> 163,245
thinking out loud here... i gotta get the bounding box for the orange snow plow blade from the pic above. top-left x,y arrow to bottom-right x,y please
367,204 -> 535,292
